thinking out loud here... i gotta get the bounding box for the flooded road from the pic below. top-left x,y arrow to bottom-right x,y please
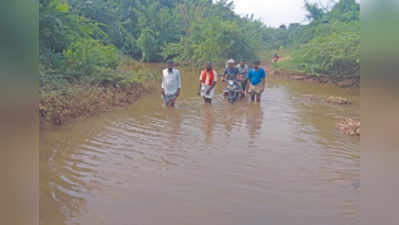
40,65 -> 360,225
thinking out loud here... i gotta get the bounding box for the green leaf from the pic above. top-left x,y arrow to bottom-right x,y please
56,2 -> 69,13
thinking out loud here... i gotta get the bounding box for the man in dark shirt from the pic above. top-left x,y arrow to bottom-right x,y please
236,60 -> 249,92
223,59 -> 239,81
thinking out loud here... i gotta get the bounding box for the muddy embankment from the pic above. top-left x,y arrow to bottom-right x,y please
267,66 -> 360,88
40,82 -> 149,126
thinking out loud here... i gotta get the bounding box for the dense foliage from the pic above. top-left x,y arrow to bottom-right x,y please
39,0 -> 274,86
39,0 -> 360,124
40,0 -> 360,86
273,0 -> 360,78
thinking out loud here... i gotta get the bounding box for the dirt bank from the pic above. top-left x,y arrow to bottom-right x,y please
266,65 -> 360,88
40,82 -> 149,126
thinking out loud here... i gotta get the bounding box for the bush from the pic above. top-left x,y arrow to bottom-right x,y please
275,26 -> 360,77
137,28 -> 159,62
63,39 -> 120,78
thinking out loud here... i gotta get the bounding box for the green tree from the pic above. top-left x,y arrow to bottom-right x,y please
273,0 -> 360,77
137,28 -> 158,62
304,1 -> 325,21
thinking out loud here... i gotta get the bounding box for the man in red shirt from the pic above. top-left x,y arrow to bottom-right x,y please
198,62 -> 218,104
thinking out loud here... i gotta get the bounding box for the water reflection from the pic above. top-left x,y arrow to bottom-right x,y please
164,108 -> 183,146
246,103 -> 264,140
220,103 -> 246,136
40,132 -> 98,225
199,104 -> 216,143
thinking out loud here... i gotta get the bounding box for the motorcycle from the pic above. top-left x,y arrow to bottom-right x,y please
224,79 -> 244,104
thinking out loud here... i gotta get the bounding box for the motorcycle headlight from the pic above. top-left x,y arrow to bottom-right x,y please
228,80 -> 234,85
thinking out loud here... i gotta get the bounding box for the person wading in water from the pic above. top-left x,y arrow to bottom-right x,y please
161,59 -> 181,107
223,59 -> 239,82
198,62 -> 218,104
236,59 -> 249,93
272,53 -> 280,63
247,60 -> 266,102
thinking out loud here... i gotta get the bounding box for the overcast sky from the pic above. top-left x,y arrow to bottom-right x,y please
231,0 -> 354,27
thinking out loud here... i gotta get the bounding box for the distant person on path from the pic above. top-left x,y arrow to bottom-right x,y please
198,62 -> 218,104
161,59 -> 181,107
223,59 -> 239,81
247,60 -> 266,102
236,60 -> 249,92
272,53 -> 280,63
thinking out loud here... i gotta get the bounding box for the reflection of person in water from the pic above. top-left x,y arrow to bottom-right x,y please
221,106 -> 246,135
199,104 -> 216,143
165,108 -> 183,146
246,103 -> 264,139
223,108 -> 234,134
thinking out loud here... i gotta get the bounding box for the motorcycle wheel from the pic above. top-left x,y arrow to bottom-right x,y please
228,92 -> 234,104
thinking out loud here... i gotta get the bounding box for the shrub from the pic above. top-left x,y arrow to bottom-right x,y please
63,39 -> 120,78
275,26 -> 359,77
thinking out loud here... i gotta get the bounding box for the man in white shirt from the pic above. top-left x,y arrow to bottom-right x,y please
161,59 -> 181,107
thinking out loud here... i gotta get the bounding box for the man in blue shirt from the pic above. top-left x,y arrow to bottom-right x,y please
247,60 -> 266,102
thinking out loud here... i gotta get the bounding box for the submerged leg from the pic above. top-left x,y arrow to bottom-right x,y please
250,92 -> 256,102
256,94 -> 261,102
167,98 -> 176,107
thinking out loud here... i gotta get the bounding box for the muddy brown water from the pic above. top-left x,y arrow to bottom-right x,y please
40,65 -> 360,225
